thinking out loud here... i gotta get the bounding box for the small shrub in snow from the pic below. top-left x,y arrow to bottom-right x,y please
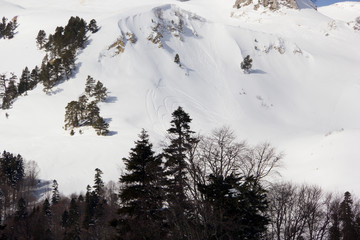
174,53 -> 180,65
241,55 -> 253,73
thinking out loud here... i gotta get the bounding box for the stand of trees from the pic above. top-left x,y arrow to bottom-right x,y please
64,76 -> 109,136
0,16 -> 98,109
0,107 -> 359,240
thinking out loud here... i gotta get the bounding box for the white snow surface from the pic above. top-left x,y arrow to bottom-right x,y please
1,0 -> 360,195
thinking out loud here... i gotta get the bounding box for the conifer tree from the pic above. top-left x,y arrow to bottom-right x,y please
198,174 -> 269,240
18,67 -> 31,95
93,116 -> 109,136
340,191 -> 357,240
36,30 -> 47,49
241,55 -> 253,73
64,101 -> 81,131
51,180 -> 60,204
88,19 -> 99,33
29,66 -> 40,89
2,78 -> 18,109
85,75 -> 96,97
93,168 -> 104,197
63,198 -> 81,240
163,106 -> 199,239
118,129 -> 167,239
174,53 -> 180,64
93,81 -> 107,102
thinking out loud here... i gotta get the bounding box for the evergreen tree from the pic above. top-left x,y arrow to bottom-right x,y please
86,100 -> 100,124
93,81 -> 107,102
78,95 -> 88,124
64,101 -> 81,131
174,53 -> 180,64
118,129 -> 167,239
18,67 -> 31,95
88,19 -> 99,33
0,151 -> 25,188
163,106 -> 199,239
29,66 -> 40,89
2,78 -> 18,109
85,75 -> 96,97
63,198 -> 81,240
93,168 -> 104,197
241,55 -> 253,73
51,180 -> 60,204
36,30 -> 47,49
93,116 -> 109,136
43,198 -> 52,217
60,49 -> 76,79
340,191 -> 357,240
198,174 -> 269,240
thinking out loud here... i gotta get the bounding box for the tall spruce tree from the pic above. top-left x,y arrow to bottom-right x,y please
118,129 -> 167,239
340,191 -> 357,240
163,106 -> 199,239
51,180 -> 60,204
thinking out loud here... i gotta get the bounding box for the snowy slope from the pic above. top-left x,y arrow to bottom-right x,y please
1,0 -> 360,195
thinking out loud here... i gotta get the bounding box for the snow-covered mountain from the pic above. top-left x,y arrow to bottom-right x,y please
0,0 -> 359,195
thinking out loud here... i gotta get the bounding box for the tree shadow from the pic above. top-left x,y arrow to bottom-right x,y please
251,69 -> 266,74
104,96 -> 118,103
107,131 -> 118,136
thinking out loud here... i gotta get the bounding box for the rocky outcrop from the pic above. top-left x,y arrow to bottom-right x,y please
233,0 -> 299,10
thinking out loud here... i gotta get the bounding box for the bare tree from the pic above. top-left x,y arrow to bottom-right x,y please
197,126 -> 247,178
240,142 -> 283,182
267,183 -> 334,240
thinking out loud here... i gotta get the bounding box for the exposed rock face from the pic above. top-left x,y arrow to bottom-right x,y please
233,0 -> 298,10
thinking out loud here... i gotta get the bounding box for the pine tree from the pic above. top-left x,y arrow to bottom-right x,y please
88,19 -> 99,33
93,168 -> 104,197
85,75 -> 96,97
93,81 -> 107,102
2,78 -> 18,109
63,198 -> 81,240
340,191 -> 357,240
60,49 -> 75,79
78,95 -> 88,124
36,30 -> 47,49
86,100 -> 100,125
118,129 -> 167,239
198,174 -> 269,240
51,180 -> 60,204
29,66 -> 40,89
0,151 -> 24,188
93,116 -> 109,136
174,53 -> 180,64
241,55 -> 253,73
18,67 -> 31,95
64,101 -> 81,131
163,106 -> 199,239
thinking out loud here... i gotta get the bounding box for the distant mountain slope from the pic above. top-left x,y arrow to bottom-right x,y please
0,0 -> 360,195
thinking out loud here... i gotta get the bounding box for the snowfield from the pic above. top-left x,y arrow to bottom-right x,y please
0,0 -> 360,195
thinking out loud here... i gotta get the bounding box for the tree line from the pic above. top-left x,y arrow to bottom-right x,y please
0,107 -> 358,240
0,16 -> 98,110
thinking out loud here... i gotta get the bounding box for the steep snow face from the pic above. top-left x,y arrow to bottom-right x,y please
0,0 -> 360,195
